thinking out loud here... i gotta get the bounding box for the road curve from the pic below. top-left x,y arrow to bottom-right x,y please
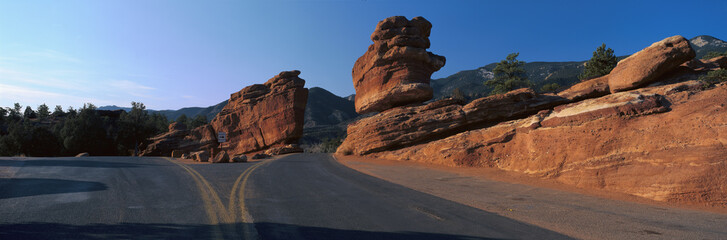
245,153 -> 570,239
0,156 -> 261,239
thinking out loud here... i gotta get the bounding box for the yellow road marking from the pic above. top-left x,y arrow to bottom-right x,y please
234,160 -> 271,240
167,157 -> 274,240
165,158 -> 224,240
228,164 -> 257,215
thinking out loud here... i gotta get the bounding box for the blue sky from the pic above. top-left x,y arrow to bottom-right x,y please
1,0 -> 726,110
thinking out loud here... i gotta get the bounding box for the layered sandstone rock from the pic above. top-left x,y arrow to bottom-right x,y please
264,144 -> 303,156
337,89 -> 568,155
141,70 -> 308,157
352,16 -> 446,114
210,70 -> 308,155
370,81 -> 727,205
339,34 -> 727,205
141,123 -> 217,157
608,35 -> 695,92
557,75 -> 610,101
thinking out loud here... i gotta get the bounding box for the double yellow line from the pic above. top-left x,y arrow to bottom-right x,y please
165,157 -> 271,240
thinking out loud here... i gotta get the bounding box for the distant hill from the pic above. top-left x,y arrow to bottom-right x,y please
100,87 -> 359,144
689,35 -> 727,59
100,101 -> 228,122
432,35 -> 726,100
431,60 -> 590,100
304,87 -> 358,128
156,100 -> 228,122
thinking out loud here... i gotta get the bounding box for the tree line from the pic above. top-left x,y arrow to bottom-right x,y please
0,102 -> 169,157
476,45 -> 727,99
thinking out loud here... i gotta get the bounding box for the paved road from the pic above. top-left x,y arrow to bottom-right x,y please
244,154 -> 568,239
0,156 -> 259,239
2,154 -> 724,239
0,154 -> 569,239
341,156 -> 727,240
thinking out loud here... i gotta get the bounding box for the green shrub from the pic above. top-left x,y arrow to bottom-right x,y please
699,69 -> 727,85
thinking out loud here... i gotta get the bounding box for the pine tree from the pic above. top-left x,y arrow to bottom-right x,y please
52,105 -> 64,117
37,104 -> 50,120
190,115 -> 208,129
451,88 -> 466,101
23,106 -> 36,119
485,53 -> 530,95
579,43 -> 617,80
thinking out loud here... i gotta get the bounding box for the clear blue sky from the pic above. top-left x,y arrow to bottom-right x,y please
1,0 -> 726,110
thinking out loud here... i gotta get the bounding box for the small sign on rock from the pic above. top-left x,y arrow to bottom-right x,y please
218,132 -> 227,143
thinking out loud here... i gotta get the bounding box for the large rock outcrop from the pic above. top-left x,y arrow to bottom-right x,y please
141,70 -> 308,157
337,89 -> 567,155
352,16 -> 446,114
339,34 -> 727,205
608,35 -> 695,92
371,81 -> 727,205
141,123 -> 217,157
210,70 -> 308,155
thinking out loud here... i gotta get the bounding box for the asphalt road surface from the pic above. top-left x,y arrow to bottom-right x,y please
0,154 -> 724,239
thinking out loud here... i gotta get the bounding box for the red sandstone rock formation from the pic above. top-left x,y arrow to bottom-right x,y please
370,81 -> 727,205
141,70 -> 308,157
140,123 -> 217,157
608,35 -> 695,93
210,70 -> 308,155
339,34 -> 727,205
337,89 -> 567,155
352,16 -> 446,114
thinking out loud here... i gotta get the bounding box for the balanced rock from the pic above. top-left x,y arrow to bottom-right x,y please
608,35 -> 695,93
210,70 -> 308,156
352,16 -> 446,114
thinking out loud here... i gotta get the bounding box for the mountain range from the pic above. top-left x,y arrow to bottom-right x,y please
100,35 -> 726,142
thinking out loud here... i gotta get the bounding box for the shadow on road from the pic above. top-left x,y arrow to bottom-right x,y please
0,178 -> 108,199
0,159 -> 157,168
0,222 -> 501,240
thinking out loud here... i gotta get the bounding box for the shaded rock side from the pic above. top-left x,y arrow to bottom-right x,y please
140,124 -> 217,157
210,70 -> 308,156
371,81 -> 727,206
141,70 -> 307,157
352,16 -> 446,114
608,35 -> 695,93
337,88 -> 568,155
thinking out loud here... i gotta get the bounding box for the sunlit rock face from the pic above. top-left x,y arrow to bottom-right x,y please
141,70 -> 308,157
210,70 -> 308,155
352,16 -> 446,114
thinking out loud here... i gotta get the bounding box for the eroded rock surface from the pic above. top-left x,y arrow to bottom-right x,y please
608,35 -> 695,92
339,34 -> 727,206
371,81 -> 727,205
141,70 -> 308,157
210,70 -> 308,155
337,88 -> 568,155
352,16 -> 446,114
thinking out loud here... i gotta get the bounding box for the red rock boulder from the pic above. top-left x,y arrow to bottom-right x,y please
337,88 -> 567,155
352,16 -> 446,114
372,81 -> 727,206
210,70 -> 308,156
608,35 -> 695,93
